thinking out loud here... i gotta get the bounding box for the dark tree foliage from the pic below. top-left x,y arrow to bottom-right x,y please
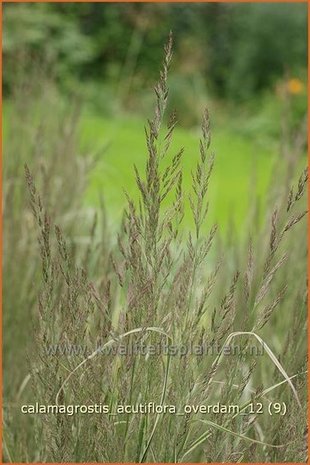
3,2 -> 307,100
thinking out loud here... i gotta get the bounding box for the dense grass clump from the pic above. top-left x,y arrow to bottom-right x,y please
3,35 -> 307,463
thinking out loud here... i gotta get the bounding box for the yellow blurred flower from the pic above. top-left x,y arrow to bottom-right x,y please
287,78 -> 304,95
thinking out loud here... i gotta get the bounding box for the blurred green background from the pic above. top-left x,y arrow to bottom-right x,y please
3,2 -> 307,233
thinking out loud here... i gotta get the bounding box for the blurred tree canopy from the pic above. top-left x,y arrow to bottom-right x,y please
3,2 -> 307,101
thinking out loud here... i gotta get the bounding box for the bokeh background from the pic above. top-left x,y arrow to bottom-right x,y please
3,2 -> 307,232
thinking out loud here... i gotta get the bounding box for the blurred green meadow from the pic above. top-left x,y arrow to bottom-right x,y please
3,2 -> 307,237
4,3 -> 306,233
80,111 -> 273,232
3,95 -> 295,235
